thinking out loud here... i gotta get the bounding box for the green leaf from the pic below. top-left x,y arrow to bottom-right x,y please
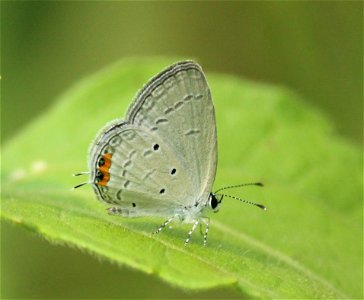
1,58 -> 362,298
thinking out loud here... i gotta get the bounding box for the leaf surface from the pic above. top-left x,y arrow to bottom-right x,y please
1,58 -> 362,298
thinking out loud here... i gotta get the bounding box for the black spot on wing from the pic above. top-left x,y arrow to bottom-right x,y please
98,158 -> 105,167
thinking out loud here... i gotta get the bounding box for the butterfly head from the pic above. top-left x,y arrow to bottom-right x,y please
208,193 -> 223,213
210,182 -> 267,211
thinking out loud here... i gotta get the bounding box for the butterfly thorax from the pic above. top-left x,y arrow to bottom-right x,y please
175,193 -> 221,223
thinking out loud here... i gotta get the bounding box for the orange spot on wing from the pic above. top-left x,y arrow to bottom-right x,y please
97,153 -> 113,186
103,153 -> 112,167
98,173 -> 110,186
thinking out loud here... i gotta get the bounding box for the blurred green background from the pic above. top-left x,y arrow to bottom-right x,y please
1,1 -> 362,298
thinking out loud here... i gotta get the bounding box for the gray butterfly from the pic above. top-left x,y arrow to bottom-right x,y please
75,61 -> 265,246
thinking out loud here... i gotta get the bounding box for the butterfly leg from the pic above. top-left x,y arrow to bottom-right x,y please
199,223 -> 204,236
184,220 -> 199,246
200,217 -> 210,246
153,215 -> 176,235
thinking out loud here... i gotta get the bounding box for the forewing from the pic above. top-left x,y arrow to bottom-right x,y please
126,61 -> 217,204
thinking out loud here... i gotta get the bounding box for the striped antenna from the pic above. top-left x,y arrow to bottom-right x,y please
216,193 -> 266,210
73,171 -> 90,177
214,182 -> 263,194
72,182 -> 91,190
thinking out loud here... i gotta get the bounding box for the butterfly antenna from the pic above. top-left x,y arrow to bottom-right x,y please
216,193 -> 267,210
214,182 -> 263,194
72,182 -> 91,190
73,171 -> 90,177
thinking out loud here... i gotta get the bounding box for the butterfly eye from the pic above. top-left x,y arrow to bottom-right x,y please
153,144 -> 159,151
98,158 -> 105,167
159,188 -> 165,194
171,168 -> 176,175
95,170 -> 104,182
210,194 -> 219,210
132,203 -> 136,207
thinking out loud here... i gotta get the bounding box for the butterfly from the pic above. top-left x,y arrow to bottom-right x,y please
74,61 -> 265,246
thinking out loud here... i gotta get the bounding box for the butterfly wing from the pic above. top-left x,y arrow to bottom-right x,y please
127,61 -> 217,205
88,61 -> 217,216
